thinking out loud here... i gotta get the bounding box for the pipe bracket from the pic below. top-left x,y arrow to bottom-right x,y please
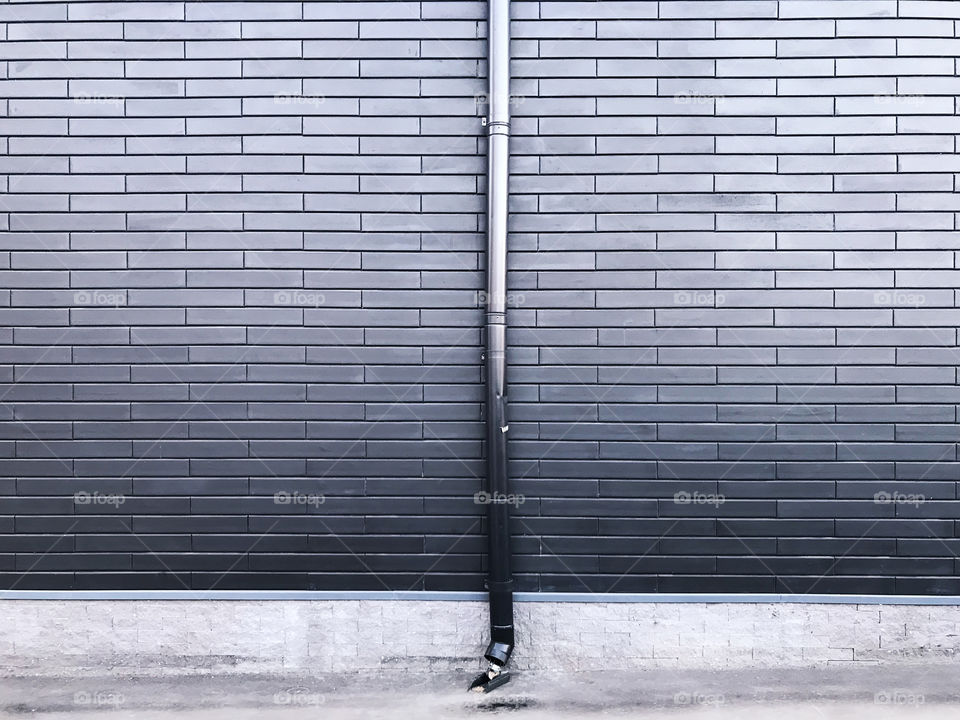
483,119 -> 511,136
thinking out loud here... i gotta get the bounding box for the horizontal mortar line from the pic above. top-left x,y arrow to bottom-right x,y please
3,589 -> 960,604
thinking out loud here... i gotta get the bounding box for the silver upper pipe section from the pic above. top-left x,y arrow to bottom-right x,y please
485,0 -> 510,318
487,0 -> 510,128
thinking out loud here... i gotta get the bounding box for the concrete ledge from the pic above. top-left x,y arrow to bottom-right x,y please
3,598 -> 960,676
5,590 -> 960,604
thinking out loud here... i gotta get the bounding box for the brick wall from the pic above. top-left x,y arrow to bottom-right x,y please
1,0 -> 959,593
4,599 -> 960,674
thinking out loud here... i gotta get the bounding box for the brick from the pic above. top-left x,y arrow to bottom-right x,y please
73,2 -> 183,20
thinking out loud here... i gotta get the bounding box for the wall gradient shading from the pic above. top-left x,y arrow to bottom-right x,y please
2,0 -> 960,593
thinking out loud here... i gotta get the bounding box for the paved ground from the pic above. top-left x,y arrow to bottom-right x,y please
0,667 -> 956,718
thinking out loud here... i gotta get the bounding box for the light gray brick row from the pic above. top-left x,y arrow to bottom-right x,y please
68,40 -> 184,59
186,40 -> 301,60
128,60 -> 242,78
11,60 -> 122,78
778,0 -> 896,19
778,38 -> 895,56
360,20 -> 477,39
242,21 -> 359,40
8,22 -> 124,41
69,1 -> 182,20
125,21 -> 240,40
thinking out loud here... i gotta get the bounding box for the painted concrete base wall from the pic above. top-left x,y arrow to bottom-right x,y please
3,600 -> 960,676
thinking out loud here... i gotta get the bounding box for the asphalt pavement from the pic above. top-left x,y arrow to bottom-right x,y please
0,666 -> 956,719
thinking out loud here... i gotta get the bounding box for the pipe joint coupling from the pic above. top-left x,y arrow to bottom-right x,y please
484,120 -> 511,136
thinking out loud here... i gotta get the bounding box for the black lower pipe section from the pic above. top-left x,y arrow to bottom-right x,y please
470,319 -> 515,693
484,584 -> 514,665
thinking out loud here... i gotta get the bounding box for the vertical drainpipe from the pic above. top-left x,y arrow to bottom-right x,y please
469,0 -> 514,695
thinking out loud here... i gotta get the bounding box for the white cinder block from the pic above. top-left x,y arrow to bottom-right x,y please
4,600 -> 960,675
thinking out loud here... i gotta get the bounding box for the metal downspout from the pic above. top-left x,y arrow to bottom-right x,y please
469,0 -> 514,695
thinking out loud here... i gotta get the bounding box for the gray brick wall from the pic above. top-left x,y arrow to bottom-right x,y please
1,0 -> 959,593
